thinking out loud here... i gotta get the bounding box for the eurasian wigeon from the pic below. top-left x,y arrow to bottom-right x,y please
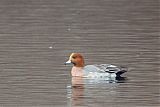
65,53 -> 127,78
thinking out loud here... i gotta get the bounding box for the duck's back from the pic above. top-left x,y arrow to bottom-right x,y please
84,64 -> 120,72
83,64 -> 126,78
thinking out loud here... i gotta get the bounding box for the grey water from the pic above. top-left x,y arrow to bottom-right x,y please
0,0 -> 159,107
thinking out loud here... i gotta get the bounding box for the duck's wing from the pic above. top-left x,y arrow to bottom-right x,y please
84,64 -> 120,73
83,64 -> 127,78
94,64 -> 126,73
83,64 -> 127,77
95,64 -> 127,77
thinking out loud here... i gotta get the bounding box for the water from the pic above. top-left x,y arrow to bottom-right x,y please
0,0 -> 159,107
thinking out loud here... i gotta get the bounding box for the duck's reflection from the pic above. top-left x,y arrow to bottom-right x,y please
67,77 -> 85,106
67,77 -> 126,107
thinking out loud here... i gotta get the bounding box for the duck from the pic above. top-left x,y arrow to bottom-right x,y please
65,53 -> 127,79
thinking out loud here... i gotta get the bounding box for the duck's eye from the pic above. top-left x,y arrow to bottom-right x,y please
72,56 -> 76,59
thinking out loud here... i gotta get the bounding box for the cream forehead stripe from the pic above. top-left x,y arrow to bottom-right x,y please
69,53 -> 75,60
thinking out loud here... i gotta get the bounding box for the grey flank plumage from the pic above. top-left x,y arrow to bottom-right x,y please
83,64 -> 127,77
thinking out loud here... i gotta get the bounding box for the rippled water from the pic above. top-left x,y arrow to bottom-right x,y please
0,0 -> 159,107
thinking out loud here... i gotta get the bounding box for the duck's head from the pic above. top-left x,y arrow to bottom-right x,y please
65,53 -> 85,67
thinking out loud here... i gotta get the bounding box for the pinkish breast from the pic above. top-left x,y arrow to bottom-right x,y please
71,67 -> 84,77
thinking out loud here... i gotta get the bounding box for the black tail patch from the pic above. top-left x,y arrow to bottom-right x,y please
116,70 -> 127,77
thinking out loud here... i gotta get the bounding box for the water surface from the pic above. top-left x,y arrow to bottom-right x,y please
0,0 -> 159,107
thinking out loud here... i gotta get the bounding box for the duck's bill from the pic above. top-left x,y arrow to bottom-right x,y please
65,60 -> 72,65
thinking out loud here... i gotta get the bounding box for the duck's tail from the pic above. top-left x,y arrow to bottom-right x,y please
116,70 -> 127,77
